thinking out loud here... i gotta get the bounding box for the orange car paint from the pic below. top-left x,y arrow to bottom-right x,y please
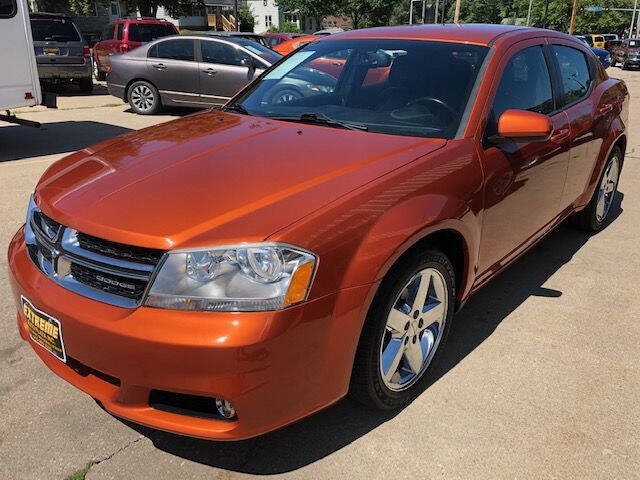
8,24 -> 628,440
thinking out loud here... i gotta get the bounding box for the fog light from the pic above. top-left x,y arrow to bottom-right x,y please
215,398 -> 236,419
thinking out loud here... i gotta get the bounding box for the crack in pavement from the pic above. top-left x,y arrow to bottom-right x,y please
83,435 -> 146,478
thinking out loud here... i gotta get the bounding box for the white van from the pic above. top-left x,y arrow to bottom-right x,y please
0,0 -> 45,123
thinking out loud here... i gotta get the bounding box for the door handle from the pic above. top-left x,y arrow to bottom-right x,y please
152,63 -> 166,70
550,128 -> 570,143
203,67 -> 216,76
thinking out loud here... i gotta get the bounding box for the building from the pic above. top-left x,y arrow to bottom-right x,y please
246,0 -> 320,33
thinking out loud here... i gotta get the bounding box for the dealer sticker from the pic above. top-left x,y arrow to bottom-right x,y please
21,296 -> 66,362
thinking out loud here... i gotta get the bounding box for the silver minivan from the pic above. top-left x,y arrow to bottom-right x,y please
30,13 -> 93,92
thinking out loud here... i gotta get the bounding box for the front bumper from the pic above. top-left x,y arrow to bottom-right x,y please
8,228 -> 372,440
37,61 -> 91,80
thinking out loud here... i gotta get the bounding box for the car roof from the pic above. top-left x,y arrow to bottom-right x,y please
323,23 -> 533,46
30,12 -> 73,20
114,18 -> 175,24
212,31 -> 263,37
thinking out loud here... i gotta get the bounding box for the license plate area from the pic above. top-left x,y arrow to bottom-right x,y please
43,47 -> 60,56
21,296 -> 66,362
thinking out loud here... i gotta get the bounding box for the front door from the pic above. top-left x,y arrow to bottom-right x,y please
478,41 -> 571,275
147,38 -> 200,104
198,39 -> 263,104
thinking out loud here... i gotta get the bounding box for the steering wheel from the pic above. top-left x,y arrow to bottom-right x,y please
404,96 -> 457,119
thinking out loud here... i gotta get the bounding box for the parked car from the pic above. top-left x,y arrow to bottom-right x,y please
587,34 -> 606,48
574,36 -> 610,68
612,38 -> 640,69
313,27 -> 345,35
263,32 -> 303,48
9,24 -> 628,441
272,34 -> 319,55
602,33 -> 619,42
208,31 -> 270,48
93,18 -> 178,80
605,39 -> 621,53
29,13 -> 92,92
106,35 -> 281,114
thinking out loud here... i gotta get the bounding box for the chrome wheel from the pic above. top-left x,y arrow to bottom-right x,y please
379,268 -> 448,392
595,155 -> 620,222
131,84 -> 155,112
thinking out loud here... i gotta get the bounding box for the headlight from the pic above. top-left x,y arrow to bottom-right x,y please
145,243 -> 317,312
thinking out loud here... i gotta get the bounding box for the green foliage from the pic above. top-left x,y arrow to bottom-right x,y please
64,462 -> 96,480
274,0 -> 335,19
238,5 -> 256,31
280,20 -> 302,32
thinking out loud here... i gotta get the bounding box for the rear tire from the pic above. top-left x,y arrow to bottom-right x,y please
570,146 -> 622,232
128,80 -> 161,115
78,77 -> 93,93
349,247 -> 456,410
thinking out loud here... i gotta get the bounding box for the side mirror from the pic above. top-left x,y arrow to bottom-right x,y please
240,58 -> 256,70
493,109 -> 553,143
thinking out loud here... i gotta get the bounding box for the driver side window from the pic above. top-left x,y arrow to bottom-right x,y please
488,46 -> 554,136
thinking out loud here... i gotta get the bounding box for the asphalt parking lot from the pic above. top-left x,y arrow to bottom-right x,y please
1,73 -> 639,479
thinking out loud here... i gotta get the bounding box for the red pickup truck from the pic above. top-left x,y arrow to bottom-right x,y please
92,19 -> 177,80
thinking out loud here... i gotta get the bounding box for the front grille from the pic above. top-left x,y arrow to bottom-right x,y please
70,263 -> 148,301
77,232 -> 164,266
26,210 -> 165,308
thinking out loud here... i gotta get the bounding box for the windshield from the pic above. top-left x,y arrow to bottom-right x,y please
128,23 -> 176,43
232,38 -> 282,64
231,39 -> 488,139
31,18 -> 80,42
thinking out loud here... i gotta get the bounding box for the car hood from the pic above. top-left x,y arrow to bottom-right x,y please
35,111 -> 445,250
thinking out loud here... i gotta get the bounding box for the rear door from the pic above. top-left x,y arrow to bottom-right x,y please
549,41 -> 617,206
198,39 -> 264,104
30,16 -> 85,67
147,38 -> 199,104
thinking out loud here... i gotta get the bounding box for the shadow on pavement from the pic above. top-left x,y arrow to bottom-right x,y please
121,192 -> 624,475
42,82 -> 109,97
0,121 -> 131,162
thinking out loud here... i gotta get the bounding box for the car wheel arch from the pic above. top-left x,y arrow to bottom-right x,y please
124,77 -> 158,102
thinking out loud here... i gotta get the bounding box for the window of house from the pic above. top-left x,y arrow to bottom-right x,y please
488,46 -> 554,136
149,39 -> 194,61
0,0 -> 16,18
551,45 -> 592,105
265,15 -> 272,28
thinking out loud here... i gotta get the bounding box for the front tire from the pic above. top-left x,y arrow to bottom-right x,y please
128,80 -> 161,115
570,146 -> 622,232
350,247 -> 456,410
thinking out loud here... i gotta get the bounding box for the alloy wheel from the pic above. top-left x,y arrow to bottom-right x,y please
379,267 -> 448,392
131,84 -> 155,112
595,155 -> 620,222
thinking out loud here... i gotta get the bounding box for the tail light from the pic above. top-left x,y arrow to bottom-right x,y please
83,45 -> 90,58
119,43 -> 129,53
107,65 -> 112,73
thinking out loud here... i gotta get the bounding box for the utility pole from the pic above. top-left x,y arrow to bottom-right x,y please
454,0 -> 461,23
526,0 -> 533,26
234,0 -> 239,31
631,0 -> 639,37
569,0 -> 578,34
434,0 -> 439,23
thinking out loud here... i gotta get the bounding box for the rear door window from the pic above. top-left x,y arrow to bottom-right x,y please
30,18 -> 81,42
129,23 -> 176,43
149,39 -> 194,61
0,0 -> 16,18
551,45 -> 592,105
116,23 -> 124,40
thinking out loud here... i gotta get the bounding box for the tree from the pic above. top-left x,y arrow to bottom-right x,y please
274,0 -> 337,20
337,0 -> 395,28
238,5 -> 256,31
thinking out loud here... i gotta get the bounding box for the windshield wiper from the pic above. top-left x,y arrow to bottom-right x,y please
224,103 -> 250,115
270,112 -> 368,131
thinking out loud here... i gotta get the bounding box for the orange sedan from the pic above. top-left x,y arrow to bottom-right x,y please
8,24 -> 628,440
273,34 -> 319,55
